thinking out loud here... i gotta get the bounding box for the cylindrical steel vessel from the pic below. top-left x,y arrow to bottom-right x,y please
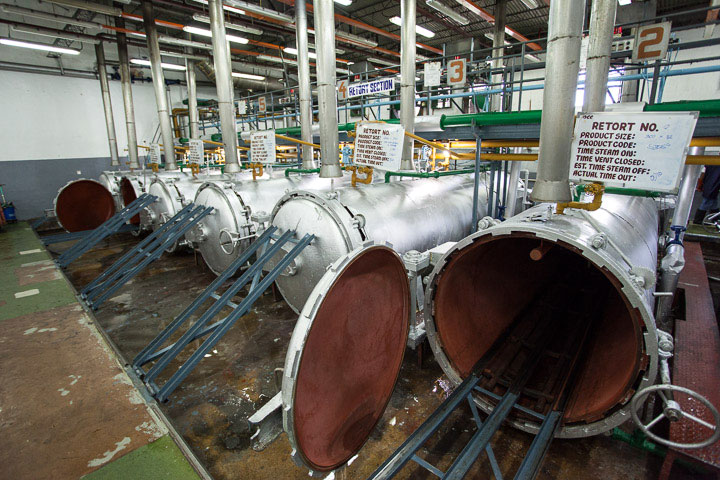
424,194 -> 660,438
54,179 -> 116,232
270,174 -> 491,313
98,170 -> 123,210
191,174 -> 351,275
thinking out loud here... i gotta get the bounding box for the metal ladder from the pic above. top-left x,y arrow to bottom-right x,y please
56,194 -> 157,268
132,226 -> 313,403
80,203 -> 213,310
369,282 -> 599,480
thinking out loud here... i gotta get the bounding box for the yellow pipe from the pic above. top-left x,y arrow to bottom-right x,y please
275,133 -> 320,149
346,165 -> 374,187
248,162 -> 264,180
686,154 -> 720,165
556,182 -> 605,215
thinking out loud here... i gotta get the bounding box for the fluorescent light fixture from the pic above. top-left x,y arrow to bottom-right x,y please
223,0 -> 294,22
518,0 -> 540,8
233,72 -> 265,80
159,34 -> 212,50
389,16 -> 435,38
618,0 -> 632,4
0,37 -> 80,55
334,30 -> 378,47
183,25 -> 249,44
425,0 -> 469,25
191,14 -> 263,36
130,58 -> 187,70
283,47 -> 317,59
335,0 -> 352,5
368,57 -> 398,67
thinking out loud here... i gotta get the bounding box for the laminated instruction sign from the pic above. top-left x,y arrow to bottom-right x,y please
569,111 -> 698,192
347,77 -> 395,98
188,139 -> 204,165
149,143 -> 162,164
353,123 -> 404,171
250,130 -> 276,164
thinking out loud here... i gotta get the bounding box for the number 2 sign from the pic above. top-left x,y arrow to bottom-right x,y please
447,58 -> 466,86
632,22 -> 671,62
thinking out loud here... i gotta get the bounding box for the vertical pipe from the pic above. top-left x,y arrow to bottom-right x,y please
209,0 -> 241,173
400,0 -> 416,171
491,0 -> 507,113
672,147 -> 705,228
185,38 -> 200,139
620,60 -> 639,103
583,0 -> 616,113
95,42 -> 119,167
504,150 -> 522,217
530,0 -> 585,203
314,0 -> 342,177
115,16 -> 140,170
295,0 -> 316,169
143,0 -> 177,170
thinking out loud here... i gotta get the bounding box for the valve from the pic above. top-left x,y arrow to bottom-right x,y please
218,228 -> 239,255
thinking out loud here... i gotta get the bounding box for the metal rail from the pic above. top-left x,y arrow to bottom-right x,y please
81,203 -> 212,309
133,226 -> 314,403
56,193 -> 156,268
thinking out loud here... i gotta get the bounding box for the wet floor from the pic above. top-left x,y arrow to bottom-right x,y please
48,230 -> 712,480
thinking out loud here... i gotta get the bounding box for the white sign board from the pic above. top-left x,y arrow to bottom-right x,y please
337,79 -> 348,101
632,22 -> 671,62
424,62 -> 442,88
238,100 -> 247,115
149,143 -> 162,164
347,78 -> 395,98
447,58 -> 466,86
569,111 -> 698,192
258,96 -> 267,113
353,123 -> 405,171
188,139 -> 204,165
250,130 -> 276,165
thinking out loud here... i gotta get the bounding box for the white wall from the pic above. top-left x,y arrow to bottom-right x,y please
0,70 -> 220,161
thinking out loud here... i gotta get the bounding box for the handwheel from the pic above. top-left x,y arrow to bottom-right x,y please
702,214 -> 720,234
631,384 -> 720,449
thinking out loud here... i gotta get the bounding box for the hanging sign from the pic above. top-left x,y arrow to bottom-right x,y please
347,77 -> 395,98
258,96 -> 267,113
353,123 -> 405,171
149,143 -> 162,164
569,111 -> 698,193
632,22 -> 671,62
424,62 -> 442,88
447,58 -> 466,85
337,79 -> 348,101
238,100 -> 247,115
250,130 -> 276,164
188,139 -> 204,165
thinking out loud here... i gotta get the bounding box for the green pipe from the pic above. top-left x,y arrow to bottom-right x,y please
440,110 -> 543,128
384,168 -> 476,183
610,428 -> 667,457
574,184 -> 663,200
285,167 -> 320,177
644,99 -> 720,117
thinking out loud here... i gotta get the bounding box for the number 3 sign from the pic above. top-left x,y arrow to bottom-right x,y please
447,58 -> 466,86
632,22 -> 671,62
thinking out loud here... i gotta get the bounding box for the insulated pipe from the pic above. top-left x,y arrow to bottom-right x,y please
425,194 -> 660,438
399,0 -> 416,171
142,1 -> 178,171
209,0 -> 241,173
314,0 -> 342,178
115,16 -> 140,169
185,38 -> 200,139
583,0 -> 616,113
490,0 -> 507,113
95,43 -> 120,167
504,148 -> 523,217
295,0 -> 316,169
530,0 -> 585,203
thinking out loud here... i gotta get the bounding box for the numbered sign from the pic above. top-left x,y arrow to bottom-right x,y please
353,123 -> 405,171
337,79 -> 348,101
149,143 -> 162,164
188,139 -> 204,165
250,130 -> 276,164
424,62 -> 441,88
447,58 -> 466,86
258,96 -> 267,113
632,22 -> 671,62
569,111 -> 698,193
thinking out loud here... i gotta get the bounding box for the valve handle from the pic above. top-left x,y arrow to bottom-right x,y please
218,228 -> 238,255
631,384 -> 720,449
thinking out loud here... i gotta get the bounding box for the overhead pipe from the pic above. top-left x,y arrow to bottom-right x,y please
208,0 -> 241,173
530,0 -> 585,203
400,0 -> 417,171
295,0 -> 316,169
195,60 -> 285,91
115,16 -> 140,170
583,0 -> 617,112
314,0 -> 342,178
143,0 -> 178,171
185,39 -> 200,140
95,43 -> 120,167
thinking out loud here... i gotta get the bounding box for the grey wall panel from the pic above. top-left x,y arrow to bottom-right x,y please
0,157 -> 117,220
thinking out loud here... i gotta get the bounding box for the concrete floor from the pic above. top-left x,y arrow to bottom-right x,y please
50,229 -> 717,480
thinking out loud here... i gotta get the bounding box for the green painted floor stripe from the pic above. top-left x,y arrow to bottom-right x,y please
81,435 -> 201,480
